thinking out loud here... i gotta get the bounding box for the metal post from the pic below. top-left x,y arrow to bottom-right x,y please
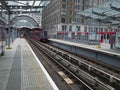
96,21 -> 101,48
98,21 -> 101,47
7,14 -> 12,49
1,27 -> 4,56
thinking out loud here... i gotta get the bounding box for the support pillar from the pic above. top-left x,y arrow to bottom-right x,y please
7,14 -> 12,49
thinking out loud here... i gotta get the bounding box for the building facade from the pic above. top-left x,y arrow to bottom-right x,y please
42,0 -> 117,44
42,0 -> 111,34
42,0 -> 88,35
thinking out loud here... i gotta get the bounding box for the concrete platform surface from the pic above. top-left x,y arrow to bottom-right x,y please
0,38 -> 58,90
49,39 -> 120,56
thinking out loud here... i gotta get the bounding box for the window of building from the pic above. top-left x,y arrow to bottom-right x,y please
114,28 -> 117,32
100,28 -> 103,32
62,25 -> 67,31
78,0 -> 80,3
69,11 -> 73,15
89,27 -> 94,32
107,34 -> 109,39
76,5 -> 80,9
76,26 -> 80,31
84,26 -> 87,32
94,27 -> 98,32
62,4 -> 66,9
110,29 -> 113,31
70,4 -> 73,9
76,18 -> 81,23
69,17 -> 72,23
61,10 -> 66,15
61,17 -> 66,23
62,0 -> 66,2
104,28 -> 108,32
69,26 -> 72,31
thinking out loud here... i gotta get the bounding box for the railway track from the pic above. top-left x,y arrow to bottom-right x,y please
45,42 -> 120,85
27,38 -> 91,90
27,38 -> 120,90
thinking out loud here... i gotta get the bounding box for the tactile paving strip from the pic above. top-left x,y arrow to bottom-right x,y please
6,45 -> 21,90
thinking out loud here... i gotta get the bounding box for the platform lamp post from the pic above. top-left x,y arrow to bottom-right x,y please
109,24 -> 114,49
7,14 -> 12,49
1,26 -> 5,56
97,20 -> 101,48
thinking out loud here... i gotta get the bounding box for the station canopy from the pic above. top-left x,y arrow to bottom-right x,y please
0,0 -> 50,14
80,0 -> 120,25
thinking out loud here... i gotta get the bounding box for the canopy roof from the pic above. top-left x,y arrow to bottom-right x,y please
80,0 -> 120,25
10,15 -> 39,27
0,0 -> 50,14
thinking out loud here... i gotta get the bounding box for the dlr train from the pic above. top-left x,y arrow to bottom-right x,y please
21,27 -> 48,42
29,28 -> 48,42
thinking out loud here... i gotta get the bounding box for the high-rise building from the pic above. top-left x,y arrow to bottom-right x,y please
42,0 -> 111,35
42,0 -> 88,35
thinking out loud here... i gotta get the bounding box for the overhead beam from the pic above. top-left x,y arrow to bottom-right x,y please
12,1 -> 28,5
39,0 -> 43,6
5,0 -> 50,1
8,11 -> 41,14
30,0 -> 36,14
0,5 -> 45,10
0,0 -> 10,14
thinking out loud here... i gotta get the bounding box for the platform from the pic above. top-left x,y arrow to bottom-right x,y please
49,39 -> 120,69
49,39 -> 120,56
0,38 -> 58,90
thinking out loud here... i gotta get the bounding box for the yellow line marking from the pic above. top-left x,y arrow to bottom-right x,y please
25,50 -> 44,90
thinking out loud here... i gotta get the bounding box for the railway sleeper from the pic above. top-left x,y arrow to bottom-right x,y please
30,39 -> 116,90
63,55 -> 120,85
69,65 -> 79,73
60,60 -> 70,67
43,46 -> 118,88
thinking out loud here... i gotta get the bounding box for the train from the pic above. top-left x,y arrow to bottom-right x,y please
28,28 -> 48,42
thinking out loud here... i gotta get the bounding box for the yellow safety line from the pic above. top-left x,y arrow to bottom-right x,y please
26,50 -> 44,90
